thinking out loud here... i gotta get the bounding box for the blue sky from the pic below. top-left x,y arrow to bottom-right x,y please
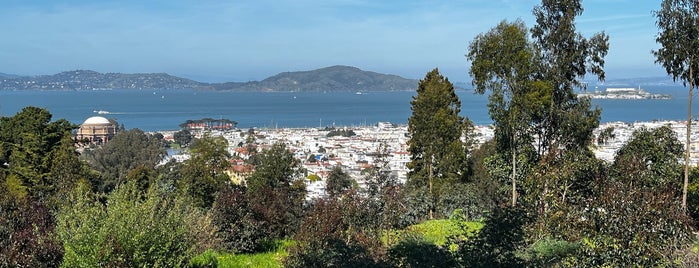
0,0 -> 664,82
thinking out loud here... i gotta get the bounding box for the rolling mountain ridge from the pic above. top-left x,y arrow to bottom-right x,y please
0,66 -> 418,92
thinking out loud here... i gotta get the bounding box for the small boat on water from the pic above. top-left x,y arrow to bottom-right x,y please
93,110 -> 110,114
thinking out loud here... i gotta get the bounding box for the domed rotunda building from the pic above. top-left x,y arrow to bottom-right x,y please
76,116 -> 118,144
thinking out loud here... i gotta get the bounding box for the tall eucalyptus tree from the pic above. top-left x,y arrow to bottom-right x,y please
654,0 -> 699,209
530,0 -> 608,213
468,20 -> 545,207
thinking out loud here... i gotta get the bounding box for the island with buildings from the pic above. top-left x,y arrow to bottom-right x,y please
578,86 -> 671,99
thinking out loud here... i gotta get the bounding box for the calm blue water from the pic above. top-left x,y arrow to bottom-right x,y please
0,86 -> 694,131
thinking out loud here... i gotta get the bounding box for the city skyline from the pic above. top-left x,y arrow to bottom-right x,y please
2,0 -> 666,83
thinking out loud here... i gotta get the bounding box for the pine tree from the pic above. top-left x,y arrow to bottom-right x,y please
407,68 -> 469,219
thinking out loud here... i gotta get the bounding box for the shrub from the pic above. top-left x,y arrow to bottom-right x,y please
525,238 -> 580,266
284,198 -> 385,267
0,198 -> 63,267
388,233 -> 456,268
57,181 -> 216,267
452,206 -> 529,267
211,185 -> 265,253
189,249 -> 218,268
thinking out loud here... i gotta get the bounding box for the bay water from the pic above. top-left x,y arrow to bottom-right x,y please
0,86 -> 694,132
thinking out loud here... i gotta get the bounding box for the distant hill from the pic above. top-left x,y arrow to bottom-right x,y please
208,65 -> 418,92
0,72 -> 23,79
0,66 -> 418,92
0,70 -> 205,90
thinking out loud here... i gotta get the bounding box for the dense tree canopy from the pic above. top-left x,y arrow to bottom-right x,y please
0,107 -> 76,200
246,143 -> 306,239
179,133 -> 231,208
173,129 -> 194,147
0,108 -> 79,266
325,165 -> 353,198
527,0 -> 608,225
84,128 -> 166,193
613,125 -> 684,188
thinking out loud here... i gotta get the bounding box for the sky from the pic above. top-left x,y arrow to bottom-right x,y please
0,0 -> 666,83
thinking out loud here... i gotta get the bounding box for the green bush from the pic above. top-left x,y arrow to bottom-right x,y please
57,181 -> 217,267
189,249 -> 218,268
525,239 -> 580,266
452,206 -> 530,268
388,233 -> 456,268
284,198 -> 386,267
211,185 -> 265,253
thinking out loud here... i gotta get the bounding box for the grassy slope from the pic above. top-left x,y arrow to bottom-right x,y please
406,219 -> 483,246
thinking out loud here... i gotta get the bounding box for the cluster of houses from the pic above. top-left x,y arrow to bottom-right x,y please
593,120 -> 699,164
160,123 -> 443,198
155,119 -> 699,199
228,123 -> 414,199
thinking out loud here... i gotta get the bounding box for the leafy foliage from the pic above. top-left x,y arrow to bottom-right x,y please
654,0 -> 699,86
0,196 -> 63,267
83,128 -> 166,193
57,181 -> 217,267
247,143 -> 306,239
285,198 -> 386,268
325,165 -> 353,198
326,128 -> 357,137
468,19 -> 543,206
211,185 -> 265,253
654,0 -> 699,209
407,68 -> 471,219
0,106 -> 76,200
597,126 -> 615,146
613,125 -> 683,188
174,129 -> 194,147
179,118 -> 237,130
179,133 -> 231,208
388,233 -> 456,268
404,217 -> 482,247
571,182 -> 691,266
687,167 -> 699,225
524,239 -> 580,267
452,206 -> 530,267
0,107 -> 80,267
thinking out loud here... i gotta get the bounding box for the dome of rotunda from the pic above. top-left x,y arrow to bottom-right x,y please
82,116 -> 112,125
76,116 -> 118,144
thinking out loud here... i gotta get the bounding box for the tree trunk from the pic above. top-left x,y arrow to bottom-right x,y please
429,160 -> 434,219
512,134 -> 517,207
543,178 -> 549,214
684,66 -> 693,210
